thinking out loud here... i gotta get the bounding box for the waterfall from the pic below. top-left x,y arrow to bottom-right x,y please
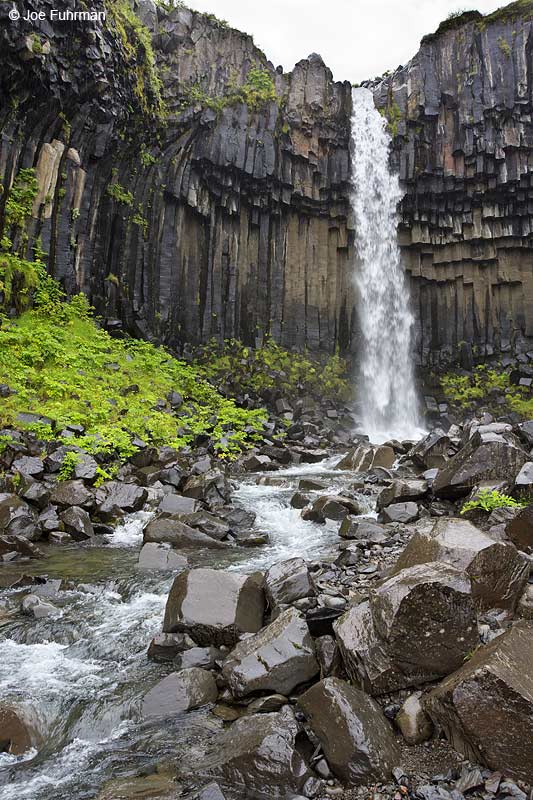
350,87 -> 422,442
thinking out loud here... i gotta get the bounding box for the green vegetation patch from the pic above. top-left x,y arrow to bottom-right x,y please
0,298 -> 267,461
194,337 -> 350,404
441,363 -> 533,418
106,0 -> 165,119
461,488 -> 527,514
182,66 -> 277,113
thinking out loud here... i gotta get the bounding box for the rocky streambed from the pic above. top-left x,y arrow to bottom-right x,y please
1,418 -> 533,800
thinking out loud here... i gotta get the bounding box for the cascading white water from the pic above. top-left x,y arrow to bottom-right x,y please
350,88 -> 422,442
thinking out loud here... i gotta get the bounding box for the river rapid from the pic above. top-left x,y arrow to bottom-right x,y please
0,456 -> 368,799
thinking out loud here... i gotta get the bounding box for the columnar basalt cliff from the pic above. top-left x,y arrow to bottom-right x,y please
0,0 -> 353,354
372,2 -> 533,366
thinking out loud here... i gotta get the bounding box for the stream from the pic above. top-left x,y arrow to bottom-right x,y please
0,456 -> 368,800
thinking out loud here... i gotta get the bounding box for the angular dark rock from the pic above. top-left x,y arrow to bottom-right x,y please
379,501 -> 419,524
409,430 -> 451,469
163,568 -> 265,646
179,706 -> 310,796
263,558 -> 313,608
393,517 -> 529,611
50,480 -> 94,509
137,542 -> 188,571
298,677 -> 399,785
96,481 -> 147,519
222,607 -> 318,697
60,506 -> 94,540
144,517 -> 228,549
337,444 -> 395,471
433,431 -> 529,499
0,494 -> 37,538
141,668 -> 218,719
339,517 -> 389,542
376,479 -> 428,510
424,621 -> 533,784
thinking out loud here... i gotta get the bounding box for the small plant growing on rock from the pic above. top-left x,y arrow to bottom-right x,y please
57,451 -> 82,481
460,489 -> 526,514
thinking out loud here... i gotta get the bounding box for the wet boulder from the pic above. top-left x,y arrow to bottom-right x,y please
158,493 -> 198,515
11,456 -> 44,479
513,462 -> 533,494
73,454 -> 98,481
178,511 -> 230,541
96,481 -> 147,520
339,517 -> 388,543
0,703 -> 43,755
424,621 -> 533,785
179,706 -> 310,797
0,494 -> 38,538
144,517 -> 228,549
263,558 -> 313,608
395,691 -> 433,745
334,563 -> 479,695
376,479 -> 428,510
60,506 -> 94,540
141,668 -> 218,719
307,495 -> 364,522
182,470 -> 231,507
505,504 -> 533,551
432,431 -> 529,499
147,631 -> 194,662
409,429 -> 451,469
163,568 -> 265,646
392,517 -> 529,611
222,607 -> 318,698
138,542 -> 187,571
379,501 -> 419,524
337,444 -> 395,471
298,677 -> 399,785
50,479 -> 94,508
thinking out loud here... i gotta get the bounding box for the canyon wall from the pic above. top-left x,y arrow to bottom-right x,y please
0,0 -> 353,355
373,3 -> 533,366
2,0 -> 533,365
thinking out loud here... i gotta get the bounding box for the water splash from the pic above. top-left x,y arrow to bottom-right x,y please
350,87 -> 422,442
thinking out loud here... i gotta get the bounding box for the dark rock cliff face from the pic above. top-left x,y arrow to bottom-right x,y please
373,4 -> 533,366
0,0 -> 353,354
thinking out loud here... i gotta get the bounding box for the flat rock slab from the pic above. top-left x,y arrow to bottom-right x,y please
144,518 -> 227,549
137,542 -> 187,571
424,621 -> 533,785
376,479 -> 428,510
379,501 -> 419,523
141,668 -> 217,719
163,568 -> 265,647
222,607 -> 318,697
298,677 -> 399,785
392,517 -> 529,611
179,706 -> 309,797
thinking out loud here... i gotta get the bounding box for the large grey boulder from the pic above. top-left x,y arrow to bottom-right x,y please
50,480 -> 94,508
379,501 -> 419,524
334,563 -> 478,695
263,558 -> 313,608
0,494 -> 37,538
141,668 -> 217,719
505,504 -> 533,551
96,481 -> 147,520
392,517 -> 529,611
138,542 -> 187,571
144,517 -> 227,549
298,677 -> 399,785
339,517 -> 389,543
60,506 -> 94,540
376,479 -> 428,510
163,568 -> 265,646
409,429 -> 451,469
433,431 -> 529,499
337,444 -> 395,471
222,608 -> 318,698
179,706 -> 310,797
424,621 -> 533,785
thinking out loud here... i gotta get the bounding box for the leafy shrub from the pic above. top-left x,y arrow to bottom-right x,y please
441,365 -> 508,407
57,451 -> 82,481
194,337 -> 350,403
461,489 -> 526,514
0,298 -> 267,462
106,182 -> 134,206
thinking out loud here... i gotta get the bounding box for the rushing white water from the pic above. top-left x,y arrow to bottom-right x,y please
350,88 -> 422,442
